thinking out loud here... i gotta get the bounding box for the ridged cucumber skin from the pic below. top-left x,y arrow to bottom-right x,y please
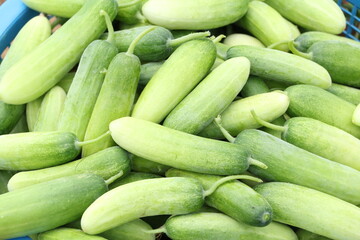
0,174 -> 107,239
255,182 -> 360,240
0,171 -> 13,194
82,53 -> 140,157
327,83 -> 360,105
163,57 -> 250,134
131,155 -> 170,176
265,0 -> 346,34
164,212 -> 298,240
241,76 -> 270,97
0,131 -> 80,170
132,39 -> 216,123
296,229 -> 331,240
58,40 -> 118,141
354,104 -> 360,127
81,177 -> 204,234
109,172 -> 161,190
57,72 -> 76,93
166,168 -> 273,227
286,85 -> 360,138
227,46 -> 331,89
110,117 -> 251,175
38,228 -> 106,240
33,86 -> 66,132
283,117 -> 360,171
142,0 -> 249,30
7,146 -> 130,191
26,96 -> 43,132
0,0 -> 118,105
223,34 -> 265,48
100,219 -> 155,240
235,129 -> 360,205
139,61 -> 164,85
237,1 -> 292,51
200,91 -> 289,139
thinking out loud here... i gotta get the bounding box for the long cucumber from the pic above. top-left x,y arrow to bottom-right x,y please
327,83 -> 360,105
26,96 -> 44,132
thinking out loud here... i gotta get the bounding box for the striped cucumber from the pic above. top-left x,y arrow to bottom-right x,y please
163,57 -> 250,134
26,97 -> 44,132
255,182 -> 360,240
132,39 -> 216,123
0,171 -> 13,194
297,229 -> 331,240
223,34 -> 265,48
57,72 -> 75,93
131,155 -> 171,176
241,76 -> 270,97
227,45 -> 332,88
38,228 -> 106,240
353,104 -> 360,127
327,83 -> 360,105
0,0 -> 118,104
109,172 -> 161,190
139,61 -> 164,85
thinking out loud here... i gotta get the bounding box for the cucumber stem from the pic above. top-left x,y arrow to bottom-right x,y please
117,0 -> 141,8
214,115 -> 235,143
267,40 -> 290,50
100,10 -> 115,45
203,175 -> 263,197
144,226 -> 167,234
168,31 -> 211,48
127,26 -> 157,55
250,109 -> 286,132
248,157 -> 268,169
288,41 -> 312,59
212,35 -> 226,44
76,131 -> 111,147
105,170 -> 124,185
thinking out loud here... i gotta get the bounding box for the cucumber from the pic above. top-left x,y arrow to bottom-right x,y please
0,174 -> 107,239
57,72 -> 75,93
262,116 -> 286,139
109,172 -> 161,190
33,86 -> 66,132
296,229 -> 331,240
199,91 -> 289,139
163,57 -> 250,134
353,104 -> 360,127
284,18 -> 300,39
142,0 -> 249,30
139,61 -> 164,85
100,219 -> 155,240
115,0 -> 146,24
265,0 -> 346,34
132,39 -> 216,123
255,182 -> 360,240
223,34 -> 265,48
7,146 -> 130,191
227,45 -> 332,88
38,228 -> 106,240
0,0 -> 118,104
131,155 -> 171,176
241,76 -> 270,97
216,42 -> 230,60
10,114 -> 29,134
327,83 -> 360,105
26,97 -> 44,132
0,171 -> 13,194
286,85 -> 360,138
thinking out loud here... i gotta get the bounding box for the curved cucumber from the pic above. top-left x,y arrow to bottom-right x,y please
353,104 -> 360,127
57,72 -> 75,93
296,229 -> 331,240
241,76 -> 270,97
38,228 -> 106,240
223,34 -> 265,48
131,155 -> 171,176
100,219 -> 155,240
327,83 -> 360,105
255,182 -> 360,240
26,96 -> 44,132
163,57 -> 250,134
227,45 -> 332,88
109,172 -> 161,190
139,61 -> 164,85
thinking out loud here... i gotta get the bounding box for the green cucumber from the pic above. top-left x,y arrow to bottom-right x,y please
7,146 -> 130,191
241,76 -> 270,97
286,84 -> 360,138
38,228 -> 106,240
132,39 -> 216,123
109,172 -> 161,190
327,83 -> 360,105
142,0 -> 249,30
265,0 -> 346,34
131,155 -> 171,176
10,114 -> 29,133
0,174 -> 108,239
262,116 -> 286,139
284,18 -> 300,39
100,219 -> 155,240
163,57 -> 250,134
57,72 -> 75,93
139,61 -> 164,85
353,104 -> 360,127
26,96 -> 44,132
0,0 -> 118,104
0,171 -> 13,194
215,42 -> 230,60
227,45 -> 332,88
296,229 -> 331,240
199,91 -> 289,139
115,0 -> 146,24
255,182 -> 360,240
223,34 -> 265,48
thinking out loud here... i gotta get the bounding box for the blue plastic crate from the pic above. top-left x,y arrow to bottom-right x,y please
338,0 -> 360,40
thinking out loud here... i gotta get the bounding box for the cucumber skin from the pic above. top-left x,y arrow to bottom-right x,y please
100,219 -> 155,240
227,46 -> 331,89
0,104 -> 25,135
255,182 -> 360,240
166,168 -> 273,227
0,171 -> 14,194
223,34 -> 265,48
286,85 -> 360,138
139,61 -> 164,85
109,172 -> 161,190
57,72 -> 76,93
0,174 -> 107,239
235,129 -> 360,205
38,228 -> 106,240
297,229 -> 332,240
0,131 -> 80,170
354,104 -> 360,127
241,76 -> 270,97
327,83 -> 360,105
131,155 -> 170,176
26,97 -> 44,132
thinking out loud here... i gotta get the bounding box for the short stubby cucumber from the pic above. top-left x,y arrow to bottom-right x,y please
199,91 -> 289,139
57,72 -> 76,93
139,61 -> 164,85
227,45 -> 332,88
285,85 -> 360,138
353,104 -> 360,127
255,182 -> 360,240
223,34 -> 265,48
142,0 -> 249,30
265,0 -> 346,34
26,97 -> 44,132
131,155 -> 171,176
0,0 -> 118,104
38,228 -> 106,240
163,57 -> 250,134
241,76 -> 270,97
0,174 -> 107,239
132,39 -> 216,123
7,146 -> 130,191
296,229 -> 331,240
327,83 -> 360,105
109,172 -> 161,190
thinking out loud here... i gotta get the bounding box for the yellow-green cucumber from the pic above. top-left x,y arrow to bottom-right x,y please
33,86 -> 66,132
265,0 -> 346,34
163,57 -> 250,134
109,172 -> 161,190
0,0 -> 118,104
255,182 -> 360,240
10,114 -> 29,134
142,0 -> 249,30
199,91 -> 289,139
57,72 -> 76,93
139,61 -> 164,85
110,117 -> 266,175
286,85 -> 360,138
327,83 -> 360,105
237,1 -> 293,51
241,76 -> 270,97
38,228 -> 106,240
227,45 -> 332,88
131,155 -> 171,176
7,146 -> 130,191
132,39 -> 216,123
223,34 -> 265,48
26,96 -> 44,132
284,18 -> 300,40
296,229 -> 331,240
353,104 -> 360,127
0,171 -> 13,194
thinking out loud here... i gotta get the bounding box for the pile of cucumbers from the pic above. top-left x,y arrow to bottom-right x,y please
0,0 -> 360,239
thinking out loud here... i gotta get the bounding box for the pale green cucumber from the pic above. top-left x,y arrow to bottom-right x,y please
115,0 -> 146,24
327,83 -> 360,105
286,85 -> 360,138
132,39 -> 216,123
241,76 -> 270,97
284,18 -> 300,39
10,114 -> 29,133
199,91 -> 289,139
223,34 -> 265,48
265,0 -> 346,34
100,219 -> 155,240
109,172 -> 161,190
57,72 -> 75,93
0,0 -> 118,104
163,57 -> 250,134
265,80 -> 291,91
227,45 -> 332,88
131,155 -> 170,176
0,171 -> 13,194
216,42 -> 230,60
38,228 -> 106,240
142,0 -> 249,30
26,96 -> 44,132
297,229 -> 331,240
255,182 -> 360,240
7,146 -> 130,191
139,61 -> 164,85
353,104 -> 360,127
